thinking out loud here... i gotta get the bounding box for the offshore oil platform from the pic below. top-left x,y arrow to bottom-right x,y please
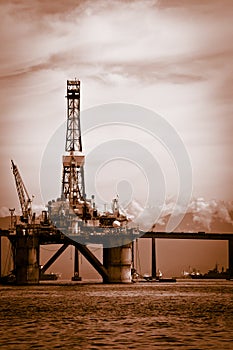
0,80 -> 233,284
0,79 -> 140,284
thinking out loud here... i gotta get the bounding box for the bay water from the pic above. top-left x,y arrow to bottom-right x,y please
0,280 -> 232,349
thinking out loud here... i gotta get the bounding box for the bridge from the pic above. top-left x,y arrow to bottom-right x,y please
142,231 -> 233,280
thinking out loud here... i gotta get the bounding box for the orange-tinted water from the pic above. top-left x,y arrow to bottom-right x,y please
0,281 -> 233,349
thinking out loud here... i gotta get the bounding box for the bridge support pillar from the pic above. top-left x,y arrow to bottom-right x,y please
15,228 -> 39,285
151,237 -> 156,279
103,243 -> 132,283
0,236 -> 1,278
228,238 -> 233,279
72,248 -> 82,281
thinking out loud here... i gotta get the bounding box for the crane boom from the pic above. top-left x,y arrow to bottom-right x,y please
11,160 -> 32,223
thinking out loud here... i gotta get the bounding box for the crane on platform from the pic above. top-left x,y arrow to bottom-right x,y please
11,160 -> 33,223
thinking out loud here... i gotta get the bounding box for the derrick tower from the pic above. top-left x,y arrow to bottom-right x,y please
62,80 -> 86,213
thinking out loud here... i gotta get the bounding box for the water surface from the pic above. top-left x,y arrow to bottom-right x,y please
0,280 -> 232,349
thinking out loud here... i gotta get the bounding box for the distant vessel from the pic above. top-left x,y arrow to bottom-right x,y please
131,269 -> 176,283
134,276 -> 176,283
71,272 -> 82,281
40,272 -> 60,281
142,276 -> 176,283
0,271 -> 60,283
190,264 -> 229,280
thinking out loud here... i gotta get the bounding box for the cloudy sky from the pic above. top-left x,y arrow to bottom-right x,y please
0,0 -> 233,216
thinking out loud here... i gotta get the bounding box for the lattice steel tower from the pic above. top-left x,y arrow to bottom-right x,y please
62,80 -> 85,209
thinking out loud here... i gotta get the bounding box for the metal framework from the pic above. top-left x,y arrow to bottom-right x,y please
62,80 -> 85,205
62,156 -> 85,205
65,80 -> 82,152
11,160 -> 32,223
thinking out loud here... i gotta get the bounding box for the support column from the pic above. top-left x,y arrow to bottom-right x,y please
151,237 -> 156,279
15,228 -> 39,285
0,236 -> 1,278
132,240 -> 134,270
72,247 -> 82,281
228,238 -> 233,280
103,243 -> 132,283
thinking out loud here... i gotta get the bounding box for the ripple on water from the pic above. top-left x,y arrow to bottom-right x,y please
0,282 -> 233,349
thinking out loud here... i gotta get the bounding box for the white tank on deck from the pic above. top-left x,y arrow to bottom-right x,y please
113,220 -> 121,228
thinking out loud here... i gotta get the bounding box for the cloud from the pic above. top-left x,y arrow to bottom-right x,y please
31,203 -> 47,215
157,197 -> 233,231
1,0 -> 231,81
1,0 -> 232,96
120,196 -> 233,232
0,207 -> 11,217
0,0 -> 232,211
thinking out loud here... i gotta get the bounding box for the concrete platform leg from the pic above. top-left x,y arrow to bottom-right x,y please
103,243 -> 132,283
15,231 -> 39,285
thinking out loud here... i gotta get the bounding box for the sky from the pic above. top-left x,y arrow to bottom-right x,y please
0,0 -> 233,212
0,0 -> 232,277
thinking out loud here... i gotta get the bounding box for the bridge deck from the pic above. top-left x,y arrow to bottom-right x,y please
142,232 -> 233,240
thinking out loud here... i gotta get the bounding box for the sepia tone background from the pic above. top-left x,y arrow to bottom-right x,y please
0,0 -> 232,278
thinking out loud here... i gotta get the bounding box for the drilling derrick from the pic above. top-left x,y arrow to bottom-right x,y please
62,80 -> 85,213
11,160 -> 32,223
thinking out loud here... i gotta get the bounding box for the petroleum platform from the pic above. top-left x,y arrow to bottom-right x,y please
0,79 -> 139,284
0,80 -> 233,284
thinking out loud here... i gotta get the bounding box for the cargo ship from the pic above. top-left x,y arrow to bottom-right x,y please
190,264 -> 229,279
